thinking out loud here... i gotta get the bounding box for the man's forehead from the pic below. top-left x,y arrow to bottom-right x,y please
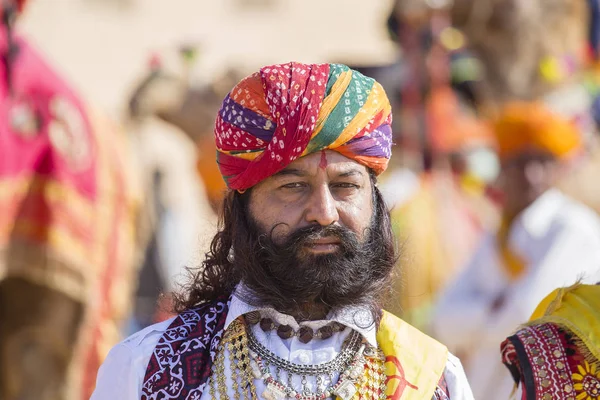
278,151 -> 368,176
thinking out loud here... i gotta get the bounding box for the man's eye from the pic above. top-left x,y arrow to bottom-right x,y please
281,182 -> 306,189
332,183 -> 360,189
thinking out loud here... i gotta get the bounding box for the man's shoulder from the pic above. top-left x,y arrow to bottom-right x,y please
377,312 -> 476,399
519,190 -> 600,241
379,311 -> 448,354
108,301 -> 228,366
378,311 -> 448,369
91,316 -> 177,398
443,352 -> 475,400
560,194 -> 600,223
122,299 -> 231,349
120,317 -> 177,350
553,193 -> 600,237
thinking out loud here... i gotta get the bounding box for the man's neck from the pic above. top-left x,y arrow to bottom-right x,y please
502,202 -> 533,227
291,302 -> 330,322
236,284 -> 332,321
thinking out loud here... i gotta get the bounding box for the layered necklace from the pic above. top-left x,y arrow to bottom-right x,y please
208,318 -> 387,400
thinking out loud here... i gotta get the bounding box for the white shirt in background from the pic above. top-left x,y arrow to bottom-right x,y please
432,189 -> 600,400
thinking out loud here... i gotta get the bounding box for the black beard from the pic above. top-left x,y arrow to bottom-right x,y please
170,181 -> 398,318
234,215 -> 393,321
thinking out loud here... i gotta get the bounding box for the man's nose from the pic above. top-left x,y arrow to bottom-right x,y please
304,185 -> 339,227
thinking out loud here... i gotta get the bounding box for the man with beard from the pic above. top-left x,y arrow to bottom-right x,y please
91,62 -> 473,400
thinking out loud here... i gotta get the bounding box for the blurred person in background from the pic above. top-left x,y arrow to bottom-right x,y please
451,0 -> 600,219
446,0 -> 600,215
432,102 -> 600,400
0,1 -> 141,399
384,87 -> 499,331
501,283 -> 600,400
92,62 -> 474,400
127,49 -> 244,212
125,50 -> 225,331
378,0 -> 500,330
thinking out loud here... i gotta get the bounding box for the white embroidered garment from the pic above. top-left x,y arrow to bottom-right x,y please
92,286 -> 474,399
432,189 -> 600,400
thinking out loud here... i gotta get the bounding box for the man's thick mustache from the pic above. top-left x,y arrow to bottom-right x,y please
259,224 -> 361,254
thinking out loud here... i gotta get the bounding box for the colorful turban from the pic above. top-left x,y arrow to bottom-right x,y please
492,101 -> 582,160
214,62 -> 393,190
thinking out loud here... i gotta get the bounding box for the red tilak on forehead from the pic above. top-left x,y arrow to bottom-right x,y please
319,151 -> 328,170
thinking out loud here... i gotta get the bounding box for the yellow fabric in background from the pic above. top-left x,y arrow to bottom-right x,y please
497,219 -> 527,281
528,284 -> 600,364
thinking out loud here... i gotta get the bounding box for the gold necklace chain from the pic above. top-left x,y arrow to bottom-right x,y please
207,319 -> 387,399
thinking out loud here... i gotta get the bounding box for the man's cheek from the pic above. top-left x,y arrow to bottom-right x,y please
269,224 -> 293,244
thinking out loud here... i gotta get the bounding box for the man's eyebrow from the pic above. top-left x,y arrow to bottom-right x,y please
273,168 -> 307,177
336,169 -> 364,178
272,167 -> 365,178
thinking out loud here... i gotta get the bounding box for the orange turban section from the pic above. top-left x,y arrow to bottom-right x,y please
493,102 -> 582,160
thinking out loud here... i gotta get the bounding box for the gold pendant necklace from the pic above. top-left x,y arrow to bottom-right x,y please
208,319 -> 387,399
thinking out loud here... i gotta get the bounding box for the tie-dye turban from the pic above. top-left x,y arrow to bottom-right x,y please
214,62 -> 393,190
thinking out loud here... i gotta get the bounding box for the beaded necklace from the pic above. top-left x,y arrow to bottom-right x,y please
245,311 -> 347,343
207,319 -> 387,400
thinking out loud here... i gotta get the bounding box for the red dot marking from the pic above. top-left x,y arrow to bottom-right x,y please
319,151 -> 328,170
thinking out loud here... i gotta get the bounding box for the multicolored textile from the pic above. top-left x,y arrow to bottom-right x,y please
215,62 -> 393,190
196,136 -> 227,208
141,298 -> 229,400
0,32 -> 140,399
433,375 -> 451,400
501,284 -> 600,400
492,102 -> 582,160
141,299 -> 450,400
529,284 -> 600,368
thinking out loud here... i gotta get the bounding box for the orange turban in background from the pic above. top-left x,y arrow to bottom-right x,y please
492,102 -> 583,160
427,87 -> 495,153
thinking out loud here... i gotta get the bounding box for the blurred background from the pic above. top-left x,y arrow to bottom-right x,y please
3,0 -> 600,399
19,0 -> 397,116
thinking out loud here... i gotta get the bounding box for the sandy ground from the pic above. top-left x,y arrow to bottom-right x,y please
18,0 -> 397,117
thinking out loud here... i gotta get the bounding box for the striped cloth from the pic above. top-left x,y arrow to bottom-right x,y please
215,62 -> 393,190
